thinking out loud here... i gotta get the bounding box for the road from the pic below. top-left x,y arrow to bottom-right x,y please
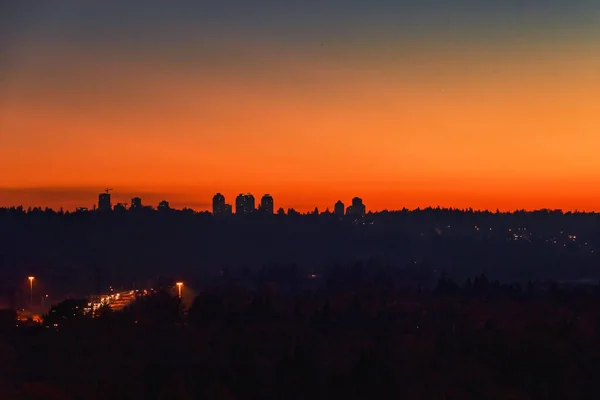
88,289 -> 154,314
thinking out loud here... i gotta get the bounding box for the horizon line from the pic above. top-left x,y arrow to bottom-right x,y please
1,204 -> 595,215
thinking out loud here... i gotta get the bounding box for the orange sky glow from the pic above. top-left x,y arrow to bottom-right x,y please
2,19 -> 600,212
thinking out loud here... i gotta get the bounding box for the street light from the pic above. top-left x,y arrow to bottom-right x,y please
176,282 -> 183,298
28,276 -> 35,305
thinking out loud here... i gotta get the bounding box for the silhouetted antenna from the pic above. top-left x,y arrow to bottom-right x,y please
104,188 -> 113,194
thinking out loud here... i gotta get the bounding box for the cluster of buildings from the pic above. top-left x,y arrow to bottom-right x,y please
96,190 -> 366,217
335,197 -> 366,218
213,193 -> 366,218
97,190 -> 169,212
212,193 -> 274,216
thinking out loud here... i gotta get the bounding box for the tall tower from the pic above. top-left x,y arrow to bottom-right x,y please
236,194 -> 246,215
213,193 -> 226,215
98,189 -> 112,212
236,193 -> 255,215
244,194 -> 255,213
260,194 -> 274,214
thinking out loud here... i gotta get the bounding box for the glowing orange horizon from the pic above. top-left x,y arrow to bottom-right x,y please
2,38 -> 599,212
2,181 -> 600,214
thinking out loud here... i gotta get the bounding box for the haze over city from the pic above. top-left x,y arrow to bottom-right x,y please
2,1 -> 600,212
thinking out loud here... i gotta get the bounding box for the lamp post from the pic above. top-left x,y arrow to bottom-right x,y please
176,282 -> 183,298
28,276 -> 35,306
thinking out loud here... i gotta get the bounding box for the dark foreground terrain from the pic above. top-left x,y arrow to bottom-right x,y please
2,276 -> 600,399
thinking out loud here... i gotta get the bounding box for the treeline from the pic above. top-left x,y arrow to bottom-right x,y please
2,205 -> 600,231
0,204 -> 595,215
2,277 -> 600,399
2,206 -> 600,299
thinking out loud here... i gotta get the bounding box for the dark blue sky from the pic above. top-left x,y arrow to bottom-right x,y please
3,0 -> 598,77
3,1 -> 598,44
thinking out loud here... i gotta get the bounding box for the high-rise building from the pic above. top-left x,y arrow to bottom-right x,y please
235,193 -> 246,215
245,194 -> 255,212
213,193 -> 226,215
334,200 -> 345,218
98,193 -> 112,212
224,204 -> 233,215
131,197 -> 143,210
235,194 -> 245,215
235,193 -> 255,215
260,194 -> 274,214
347,197 -> 366,217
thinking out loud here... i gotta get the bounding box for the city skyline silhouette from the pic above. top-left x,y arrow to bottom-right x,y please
2,187 -> 599,214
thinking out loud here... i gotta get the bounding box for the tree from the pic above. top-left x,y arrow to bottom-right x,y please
44,299 -> 89,327
93,303 -> 113,319
125,291 -> 183,326
188,293 -> 223,326
0,309 -> 16,332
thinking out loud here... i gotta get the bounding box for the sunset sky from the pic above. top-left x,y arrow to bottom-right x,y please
1,1 -> 600,212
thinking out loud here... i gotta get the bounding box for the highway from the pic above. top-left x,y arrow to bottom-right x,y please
87,289 -> 153,315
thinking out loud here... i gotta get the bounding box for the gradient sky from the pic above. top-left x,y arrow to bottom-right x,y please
1,1 -> 600,211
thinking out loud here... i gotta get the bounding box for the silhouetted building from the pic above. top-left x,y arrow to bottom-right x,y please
235,195 -> 244,215
260,194 -> 274,214
346,197 -> 366,217
236,193 -> 255,215
334,200 -> 345,219
131,197 -> 143,210
245,194 -> 255,212
98,193 -> 112,212
213,193 -> 226,216
114,203 -> 127,212
224,204 -> 233,215
158,200 -> 170,211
